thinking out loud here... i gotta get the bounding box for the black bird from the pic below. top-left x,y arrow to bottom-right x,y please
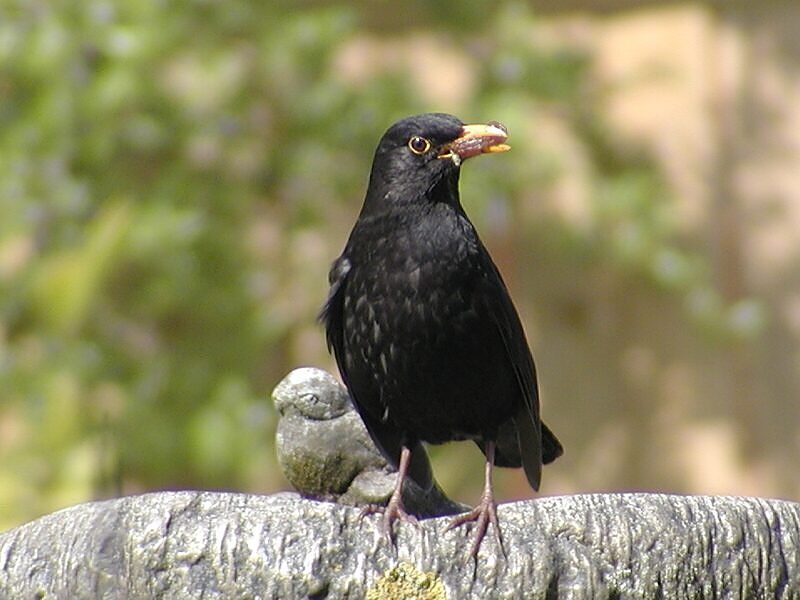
321,113 -> 562,556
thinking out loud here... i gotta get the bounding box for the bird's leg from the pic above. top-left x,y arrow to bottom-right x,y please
361,445 -> 419,545
383,445 -> 419,537
447,440 -> 505,558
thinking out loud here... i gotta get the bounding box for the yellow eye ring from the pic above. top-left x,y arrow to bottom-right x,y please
408,136 -> 431,155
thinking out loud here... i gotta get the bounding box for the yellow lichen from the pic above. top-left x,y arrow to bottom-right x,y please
366,562 -> 446,600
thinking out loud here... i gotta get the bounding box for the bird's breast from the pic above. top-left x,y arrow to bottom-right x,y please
340,209 -> 516,440
345,209 -> 483,343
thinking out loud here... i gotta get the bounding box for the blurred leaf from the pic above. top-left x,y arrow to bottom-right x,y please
29,202 -> 131,335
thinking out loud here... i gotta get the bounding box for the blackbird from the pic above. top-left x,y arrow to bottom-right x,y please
321,113 -> 562,556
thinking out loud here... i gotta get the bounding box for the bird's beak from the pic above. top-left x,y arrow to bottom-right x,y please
438,122 -> 511,166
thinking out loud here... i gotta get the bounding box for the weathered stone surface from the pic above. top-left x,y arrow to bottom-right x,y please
1,491 -> 799,599
4,367 -> 796,597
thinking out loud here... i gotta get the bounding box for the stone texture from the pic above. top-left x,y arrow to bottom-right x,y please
4,367 -> 797,597
1,491 -> 799,598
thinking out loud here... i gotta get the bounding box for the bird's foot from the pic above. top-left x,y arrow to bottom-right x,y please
382,493 -> 419,540
359,494 -> 419,547
358,503 -> 384,521
446,493 -> 505,559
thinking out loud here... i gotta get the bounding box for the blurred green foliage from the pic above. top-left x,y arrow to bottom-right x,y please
0,1 -> 760,530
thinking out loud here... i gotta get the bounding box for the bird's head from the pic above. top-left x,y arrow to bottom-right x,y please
363,113 -> 510,215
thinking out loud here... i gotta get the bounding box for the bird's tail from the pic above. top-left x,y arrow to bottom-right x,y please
541,421 -> 563,464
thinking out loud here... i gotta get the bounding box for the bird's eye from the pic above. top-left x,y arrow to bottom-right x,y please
408,136 -> 431,155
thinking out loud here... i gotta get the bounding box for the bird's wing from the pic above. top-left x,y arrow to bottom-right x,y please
320,255 -> 434,491
319,255 -> 351,355
481,258 -> 544,490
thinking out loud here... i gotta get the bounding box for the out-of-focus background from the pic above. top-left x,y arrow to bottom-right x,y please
2,0 -> 799,532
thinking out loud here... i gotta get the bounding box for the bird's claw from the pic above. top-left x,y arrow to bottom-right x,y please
358,503 -> 384,522
382,497 -> 419,540
447,497 -> 505,559
360,496 -> 419,547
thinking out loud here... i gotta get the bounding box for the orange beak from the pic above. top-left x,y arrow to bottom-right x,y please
438,121 -> 510,165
